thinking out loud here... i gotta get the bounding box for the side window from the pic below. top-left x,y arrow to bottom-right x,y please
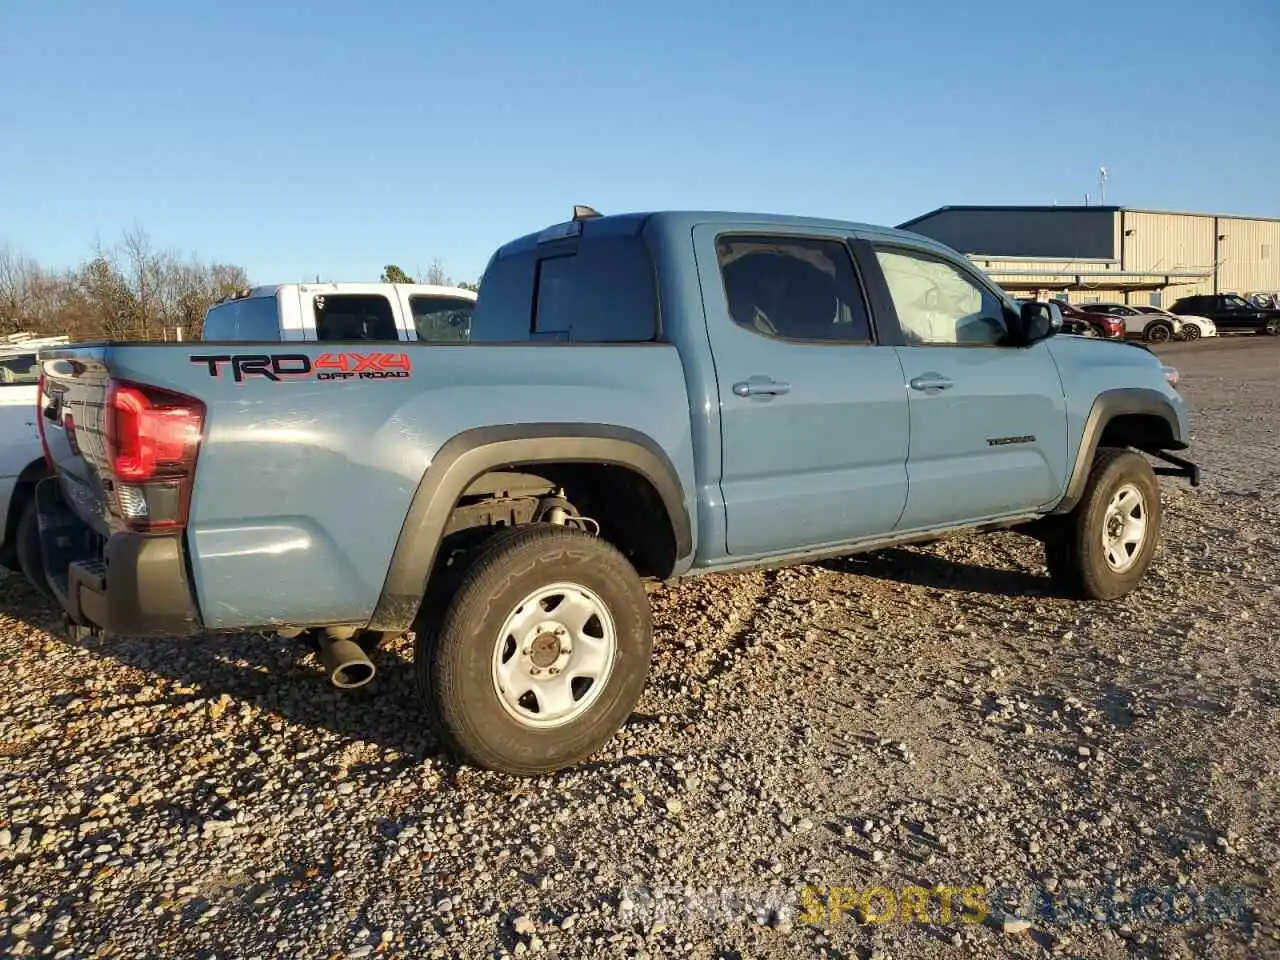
874,248 -> 1010,346
715,235 -> 873,342
410,295 -> 474,343
313,294 -> 398,341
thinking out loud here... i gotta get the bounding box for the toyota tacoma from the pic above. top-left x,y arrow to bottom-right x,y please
32,207 -> 1200,775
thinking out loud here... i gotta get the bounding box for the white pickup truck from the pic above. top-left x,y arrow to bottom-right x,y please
1,333 -> 68,588
202,281 -> 478,342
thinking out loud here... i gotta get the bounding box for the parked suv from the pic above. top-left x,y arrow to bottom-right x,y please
1133,305 -> 1216,341
1085,303 -> 1183,343
1169,294 -> 1280,335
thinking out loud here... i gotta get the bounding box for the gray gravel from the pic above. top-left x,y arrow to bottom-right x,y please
2,336 -> 1278,959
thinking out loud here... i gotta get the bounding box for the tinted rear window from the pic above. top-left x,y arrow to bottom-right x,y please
471,235 -> 658,342
0,352 -> 39,385
203,296 -> 280,341
410,295 -> 474,342
314,294 -> 398,341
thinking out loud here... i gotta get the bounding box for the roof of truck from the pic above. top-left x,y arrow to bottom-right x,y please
222,282 -> 479,302
490,209 -> 954,261
0,333 -> 70,356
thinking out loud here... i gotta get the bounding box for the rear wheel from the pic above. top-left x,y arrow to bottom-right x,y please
1264,319 -> 1280,336
1044,448 -> 1162,600
415,524 -> 653,775
1144,321 -> 1173,343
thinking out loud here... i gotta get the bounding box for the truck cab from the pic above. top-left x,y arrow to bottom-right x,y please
202,282 -> 478,342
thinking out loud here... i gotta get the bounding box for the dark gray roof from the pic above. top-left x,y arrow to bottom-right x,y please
898,204 -> 1280,229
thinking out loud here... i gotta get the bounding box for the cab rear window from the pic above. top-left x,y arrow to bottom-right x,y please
472,235 -> 658,342
203,296 -> 281,341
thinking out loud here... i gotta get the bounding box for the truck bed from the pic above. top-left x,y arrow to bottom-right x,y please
37,341 -> 696,631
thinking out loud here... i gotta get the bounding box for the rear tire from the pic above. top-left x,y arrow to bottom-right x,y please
1264,319 -> 1280,336
1044,448 -> 1162,601
1144,322 -> 1173,343
15,499 -> 52,599
415,524 -> 653,776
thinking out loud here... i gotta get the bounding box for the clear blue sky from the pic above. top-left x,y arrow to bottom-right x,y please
2,0 -> 1277,285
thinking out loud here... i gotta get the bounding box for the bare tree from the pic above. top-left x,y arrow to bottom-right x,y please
424,257 -> 450,286
0,244 -> 43,335
0,228 -> 249,341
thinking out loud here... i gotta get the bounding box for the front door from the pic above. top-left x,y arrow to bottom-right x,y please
693,226 -> 910,558
865,244 -> 1069,531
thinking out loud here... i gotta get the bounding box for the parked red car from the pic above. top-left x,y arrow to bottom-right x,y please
1052,300 -> 1125,339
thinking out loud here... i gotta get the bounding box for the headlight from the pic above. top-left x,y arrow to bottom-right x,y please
1162,365 -> 1180,389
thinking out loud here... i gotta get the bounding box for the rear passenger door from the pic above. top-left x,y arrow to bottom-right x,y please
693,226 -> 910,558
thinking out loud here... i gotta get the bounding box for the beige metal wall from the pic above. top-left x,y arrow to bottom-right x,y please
1218,217 -> 1280,296
1119,211 -> 1280,302
1120,211 -> 1214,279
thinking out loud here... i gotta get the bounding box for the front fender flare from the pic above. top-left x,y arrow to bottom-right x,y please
1051,388 -> 1186,515
366,424 -> 692,632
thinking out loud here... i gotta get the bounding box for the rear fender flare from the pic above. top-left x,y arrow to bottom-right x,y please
1051,388 -> 1184,515
366,424 -> 692,632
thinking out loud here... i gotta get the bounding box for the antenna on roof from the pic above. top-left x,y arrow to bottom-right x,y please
572,205 -> 602,221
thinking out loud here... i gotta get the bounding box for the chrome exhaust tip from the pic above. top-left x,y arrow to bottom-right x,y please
318,634 -> 376,689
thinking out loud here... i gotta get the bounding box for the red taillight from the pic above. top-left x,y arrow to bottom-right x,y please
104,380 -> 205,532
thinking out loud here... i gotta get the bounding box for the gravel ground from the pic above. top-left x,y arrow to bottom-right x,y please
2,337 -> 1278,960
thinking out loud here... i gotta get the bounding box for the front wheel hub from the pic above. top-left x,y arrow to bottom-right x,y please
1101,483 -> 1148,573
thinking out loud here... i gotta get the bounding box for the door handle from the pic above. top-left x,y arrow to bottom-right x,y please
732,378 -> 791,398
909,373 -> 953,392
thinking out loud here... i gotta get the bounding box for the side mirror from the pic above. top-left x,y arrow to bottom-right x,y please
1020,300 -> 1060,343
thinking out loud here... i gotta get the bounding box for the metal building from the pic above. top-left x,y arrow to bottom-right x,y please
897,205 -> 1280,308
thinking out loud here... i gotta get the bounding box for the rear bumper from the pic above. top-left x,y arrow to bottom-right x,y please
35,478 -> 201,636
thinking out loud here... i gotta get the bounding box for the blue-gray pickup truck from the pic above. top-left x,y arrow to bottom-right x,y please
32,207 -> 1199,775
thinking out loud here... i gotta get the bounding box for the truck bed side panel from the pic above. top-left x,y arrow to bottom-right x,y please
97,344 -> 694,630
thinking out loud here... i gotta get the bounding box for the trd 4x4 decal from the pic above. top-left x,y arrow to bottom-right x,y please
190,352 -> 413,383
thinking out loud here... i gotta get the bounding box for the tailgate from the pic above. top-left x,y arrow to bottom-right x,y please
37,345 -> 116,536
39,343 -> 207,539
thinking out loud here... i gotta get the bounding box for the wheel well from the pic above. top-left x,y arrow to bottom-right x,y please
2,460 -> 49,560
1097,413 -> 1177,453
439,463 -> 679,580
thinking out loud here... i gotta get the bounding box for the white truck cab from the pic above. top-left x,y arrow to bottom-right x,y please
1,332 -> 69,584
202,282 -> 478,342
